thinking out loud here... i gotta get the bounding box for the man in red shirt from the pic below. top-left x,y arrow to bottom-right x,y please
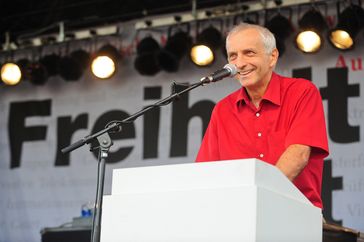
196,23 -> 329,208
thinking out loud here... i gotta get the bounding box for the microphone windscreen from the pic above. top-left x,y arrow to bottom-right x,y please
223,64 -> 238,76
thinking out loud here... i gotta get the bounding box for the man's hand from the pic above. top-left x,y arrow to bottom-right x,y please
275,144 -> 311,181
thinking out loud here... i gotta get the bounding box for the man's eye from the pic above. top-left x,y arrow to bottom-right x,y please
228,54 -> 236,60
246,51 -> 255,56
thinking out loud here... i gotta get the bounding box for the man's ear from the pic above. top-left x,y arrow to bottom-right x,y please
270,48 -> 279,67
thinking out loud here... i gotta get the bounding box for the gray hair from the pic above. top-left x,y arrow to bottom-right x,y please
226,23 -> 276,54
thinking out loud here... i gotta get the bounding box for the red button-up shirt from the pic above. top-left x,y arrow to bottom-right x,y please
196,72 -> 329,208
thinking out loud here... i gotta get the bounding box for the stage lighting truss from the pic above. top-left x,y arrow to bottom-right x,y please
295,3 -> 328,53
15,22 -> 118,49
233,8 -> 260,25
2,0 -> 364,81
328,1 -> 364,50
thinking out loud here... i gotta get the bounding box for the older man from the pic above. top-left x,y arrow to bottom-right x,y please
196,23 -> 329,208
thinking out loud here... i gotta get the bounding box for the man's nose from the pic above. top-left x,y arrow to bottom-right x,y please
234,55 -> 247,69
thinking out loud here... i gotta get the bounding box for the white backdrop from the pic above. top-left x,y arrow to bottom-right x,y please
1,25 -> 364,242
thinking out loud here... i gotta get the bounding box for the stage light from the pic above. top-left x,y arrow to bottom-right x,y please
329,31 -> 353,50
134,36 -> 161,76
91,56 -> 115,79
91,45 -> 120,79
59,56 -> 82,81
295,8 -> 327,53
1,62 -> 21,85
190,25 -> 223,66
197,25 -> 223,50
157,49 -> 179,73
296,31 -> 322,53
190,45 -> 214,66
158,29 -> 192,72
71,49 -> 90,71
328,4 -> 364,50
28,62 -> 48,85
40,54 -> 60,77
59,50 -> 90,81
265,10 -> 293,56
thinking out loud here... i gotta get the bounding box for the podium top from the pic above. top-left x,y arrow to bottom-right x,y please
111,159 -> 312,206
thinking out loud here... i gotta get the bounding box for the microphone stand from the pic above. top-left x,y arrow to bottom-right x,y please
61,77 -> 214,242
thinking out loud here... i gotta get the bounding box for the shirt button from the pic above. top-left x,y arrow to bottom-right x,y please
257,132 -> 262,137
256,113 -> 260,117
259,154 -> 264,158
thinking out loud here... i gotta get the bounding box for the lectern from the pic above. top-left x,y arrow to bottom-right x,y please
101,159 -> 322,242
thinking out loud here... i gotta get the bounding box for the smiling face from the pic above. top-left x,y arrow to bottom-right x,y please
226,28 -> 278,93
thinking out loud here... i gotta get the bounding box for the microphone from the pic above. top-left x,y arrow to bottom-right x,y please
201,64 -> 238,83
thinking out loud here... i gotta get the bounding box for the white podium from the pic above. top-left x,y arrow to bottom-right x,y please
101,159 -> 322,242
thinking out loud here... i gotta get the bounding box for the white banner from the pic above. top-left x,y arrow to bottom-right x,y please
1,32 -> 364,242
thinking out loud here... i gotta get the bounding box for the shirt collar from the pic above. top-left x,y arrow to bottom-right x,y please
235,72 -> 281,107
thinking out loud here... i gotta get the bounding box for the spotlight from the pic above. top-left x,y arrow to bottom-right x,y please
158,29 -> 192,72
40,54 -> 60,76
196,26 -> 223,50
328,4 -> 364,50
265,9 -> 293,56
190,45 -> 214,66
59,56 -> 81,81
295,8 -> 327,53
28,62 -> 48,85
91,56 -> 115,79
134,36 -> 161,76
170,31 -> 193,59
91,44 -> 120,79
59,50 -> 90,81
1,62 -> 22,85
191,25 -> 223,66
72,50 -> 90,71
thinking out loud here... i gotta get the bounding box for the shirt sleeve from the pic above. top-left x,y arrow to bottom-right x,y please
285,82 -> 329,159
195,106 -> 220,162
